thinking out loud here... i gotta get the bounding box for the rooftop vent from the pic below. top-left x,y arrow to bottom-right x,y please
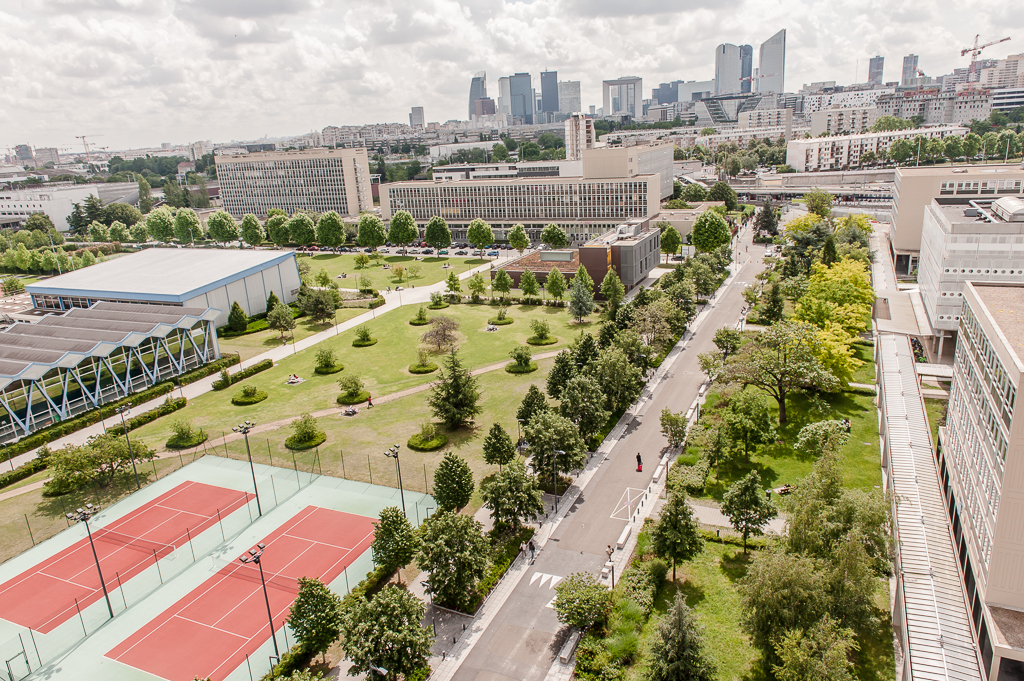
964,207 -> 979,217
992,196 -> 1024,222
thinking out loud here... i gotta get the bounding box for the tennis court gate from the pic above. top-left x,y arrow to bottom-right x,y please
0,632 -> 32,681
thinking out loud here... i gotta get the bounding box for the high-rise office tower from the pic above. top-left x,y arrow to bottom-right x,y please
558,81 -> 581,113
468,71 -> 487,120
868,55 -> 885,85
497,77 -> 511,116
740,45 -> 754,93
509,73 -> 534,124
715,44 -> 742,95
602,76 -> 642,117
902,54 -> 919,86
14,145 -> 33,165
758,29 -> 786,94
540,70 -> 559,113
409,107 -> 425,128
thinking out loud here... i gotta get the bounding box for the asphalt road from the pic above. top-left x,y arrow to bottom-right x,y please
450,228 -> 767,681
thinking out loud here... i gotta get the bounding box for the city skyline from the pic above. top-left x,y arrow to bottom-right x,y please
2,0 -> 1022,150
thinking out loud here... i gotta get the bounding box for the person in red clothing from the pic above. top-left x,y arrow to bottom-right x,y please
636,452 -> 643,472
367,394 -> 373,407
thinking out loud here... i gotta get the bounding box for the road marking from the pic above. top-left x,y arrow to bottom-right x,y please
529,572 -> 563,589
545,597 -> 556,609
610,488 -> 647,520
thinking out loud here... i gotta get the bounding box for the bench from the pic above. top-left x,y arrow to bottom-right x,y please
652,464 -> 665,482
616,524 -> 631,549
559,629 -> 582,664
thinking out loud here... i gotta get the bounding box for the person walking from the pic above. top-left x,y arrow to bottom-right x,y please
367,394 -> 374,408
528,540 -> 536,562
636,452 -> 643,473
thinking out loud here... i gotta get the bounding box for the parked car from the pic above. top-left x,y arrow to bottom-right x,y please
455,250 -> 467,255
438,249 -> 448,255
487,250 -> 499,257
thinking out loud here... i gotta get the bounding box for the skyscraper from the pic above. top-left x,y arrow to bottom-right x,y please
558,81 -> 582,114
740,45 -> 754,93
509,72 -> 534,124
868,55 -> 884,85
14,145 -> 33,166
497,76 -> 511,116
468,71 -> 487,120
715,44 -> 742,95
409,107 -> 425,128
902,54 -> 919,86
540,71 -> 559,114
758,29 -> 786,94
602,76 -> 642,117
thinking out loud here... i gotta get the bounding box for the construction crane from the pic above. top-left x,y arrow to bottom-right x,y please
74,134 -> 103,162
961,34 -> 1011,80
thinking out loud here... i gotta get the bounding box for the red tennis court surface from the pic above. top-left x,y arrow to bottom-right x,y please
0,481 -> 252,633
107,506 -> 375,681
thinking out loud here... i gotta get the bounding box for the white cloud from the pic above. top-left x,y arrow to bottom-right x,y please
3,0 -> 1021,150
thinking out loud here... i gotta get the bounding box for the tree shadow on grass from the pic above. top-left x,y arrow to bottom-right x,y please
703,460 -> 779,501
674,578 -> 707,610
36,472 -> 154,521
718,547 -> 753,583
852,609 -> 898,681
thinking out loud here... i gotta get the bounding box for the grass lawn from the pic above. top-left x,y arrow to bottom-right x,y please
852,342 -> 876,384
218,308 -> 367,361
300,253 -> 486,291
924,397 -> 947,447
685,389 -> 882,501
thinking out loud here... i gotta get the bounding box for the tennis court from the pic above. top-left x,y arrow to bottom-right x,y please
106,505 -> 375,681
0,481 -> 252,634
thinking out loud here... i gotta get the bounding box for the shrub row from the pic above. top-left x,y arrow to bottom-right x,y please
466,527 -> 535,614
217,306 -> 302,339
176,354 -> 241,386
0,454 -> 49,491
258,642 -> 315,680
212,359 -> 274,390
108,397 -> 187,437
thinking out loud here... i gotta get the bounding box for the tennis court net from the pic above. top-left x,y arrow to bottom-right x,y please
94,529 -> 178,560
209,557 -> 300,595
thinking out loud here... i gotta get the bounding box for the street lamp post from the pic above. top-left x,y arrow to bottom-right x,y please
385,444 -> 406,517
232,420 -> 262,517
114,404 -> 141,490
605,545 -> 616,588
552,450 -> 564,513
517,418 -> 525,454
66,504 -> 114,619
239,543 -> 279,659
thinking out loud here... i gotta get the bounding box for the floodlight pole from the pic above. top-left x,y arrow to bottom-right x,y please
553,450 -> 564,512
233,421 -> 262,517
385,444 -> 406,517
67,504 -> 114,619
115,404 -> 140,490
239,543 -> 279,658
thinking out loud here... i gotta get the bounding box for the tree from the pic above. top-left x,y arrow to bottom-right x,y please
421,314 -> 459,351
540,223 -> 569,248
599,269 -> 625,308
682,183 -> 707,203
482,459 -> 545,530
316,210 -> 344,248
888,138 -> 912,165
870,115 -> 914,132
206,210 -> 240,244
239,213 -> 264,247
648,593 -> 717,681
755,197 -> 779,234
517,384 -> 548,425
83,194 -> 104,223
552,572 -> 610,630
660,408 -> 688,448
944,135 -> 964,163
492,268 -> 513,300
174,207 -> 202,244
288,577 -> 343,663
546,350 -> 577,400
287,213 -> 316,247
467,218 -> 494,256
467,272 -> 487,300
339,584 -> 432,681
24,213 -> 54,231
691,211 -> 731,253
44,434 -> 155,494
652,490 -> 704,580
267,302 -> 295,339
546,267 -> 567,301
371,505 -> 419,574
145,206 -> 175,242
559,373 -> 610,444
804,189 -> 834,218
508,223 -> 529,254
227,301 -> 248,333
761,281 -> 785,323
569,275 -> 595,322
129,221 -> 148,243
660,224 -> 682,259
428,349 -> 482,429
388,210 -> 418,254
795,420 -> 850,457
773,615 -> 858,681
708,181 -> 738,211
963,132 -> 982,159
712,328 -> 742,358
138,177 -> 154,213
590,347 -> 644,412
89,220 -> 109,242
102,202 -> 143,227
492,142 -> 509,161
107,221 -> 129,242
722,471 -> 777,552
416,511 -> 489,611
424,215 -> 452,250
482,422 -> 516,470
821,234 -> 837,266
726,389 -> 777,462
267,214 -> 290,246
525,410 -> 586,487
301,288 -> 337,325
520,269 -> 540,299
357,213 -> 387,250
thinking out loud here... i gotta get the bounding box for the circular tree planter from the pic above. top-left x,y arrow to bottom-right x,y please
314,364 -> 345,375
427,302 -> 450,310
505,361 -> 538,374
526,336 -> 559,346
337,390 -> 371,405
352,338 -> 378,347
409,318 -> 430,326
231,390 -> 268,406
285,431 -> 327,450
488,317 -> 514,325
407,433 -> 448,451
165,431 -> 209,449
409,363 -> 439,374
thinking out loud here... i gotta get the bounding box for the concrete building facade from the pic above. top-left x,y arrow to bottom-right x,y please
409,107 -> 425,128
715,44 -> 743,95
758,29 -> 786,94
809,106 -> 878,136
868,55 -> 884,85
902,54 -> 919,86
786,126 -> 967,173
603,77 -> 642,118
583,143 -> 674,200
0,183 -> 138,230
216,147 -> 372,219
558,81 -> 582,114
876,90 -> 992,127
565,113 -> 596,161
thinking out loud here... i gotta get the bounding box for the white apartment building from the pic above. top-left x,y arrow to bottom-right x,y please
738,107 -> 792,131
696,125 -> 807,150
940,282 -> 1024,678
918,198 -> 1024,355
785,126 -> 968,173
583,143 -> 674,200
876,89 -> 992,127
33,148 -> 60,167
992,87 -> 1024,112
0,183 -> 138,230
216,147 -> 372,219
977,54 -> 1024,91
565,113 -> 596,161
802,87 -> 895,113
809,106 -> 877,136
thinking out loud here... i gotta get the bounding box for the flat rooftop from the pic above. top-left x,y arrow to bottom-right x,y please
935,202 -> 1024,233
385,174 -> 657,188
972,284 -> 1024,364
899,163 -> 1024,178
26,249 -> 296,303
502,249 -> 580,274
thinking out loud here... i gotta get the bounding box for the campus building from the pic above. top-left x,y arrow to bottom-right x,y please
785,126 -> 968,173
26,249 -> 301,327
0,183 -> 139,229
0,302 -> 219,443
216,147 -> 373,219
939,282 -> 1024,677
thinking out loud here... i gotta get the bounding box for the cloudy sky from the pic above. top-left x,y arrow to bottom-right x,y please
3,0 -> 1021,152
